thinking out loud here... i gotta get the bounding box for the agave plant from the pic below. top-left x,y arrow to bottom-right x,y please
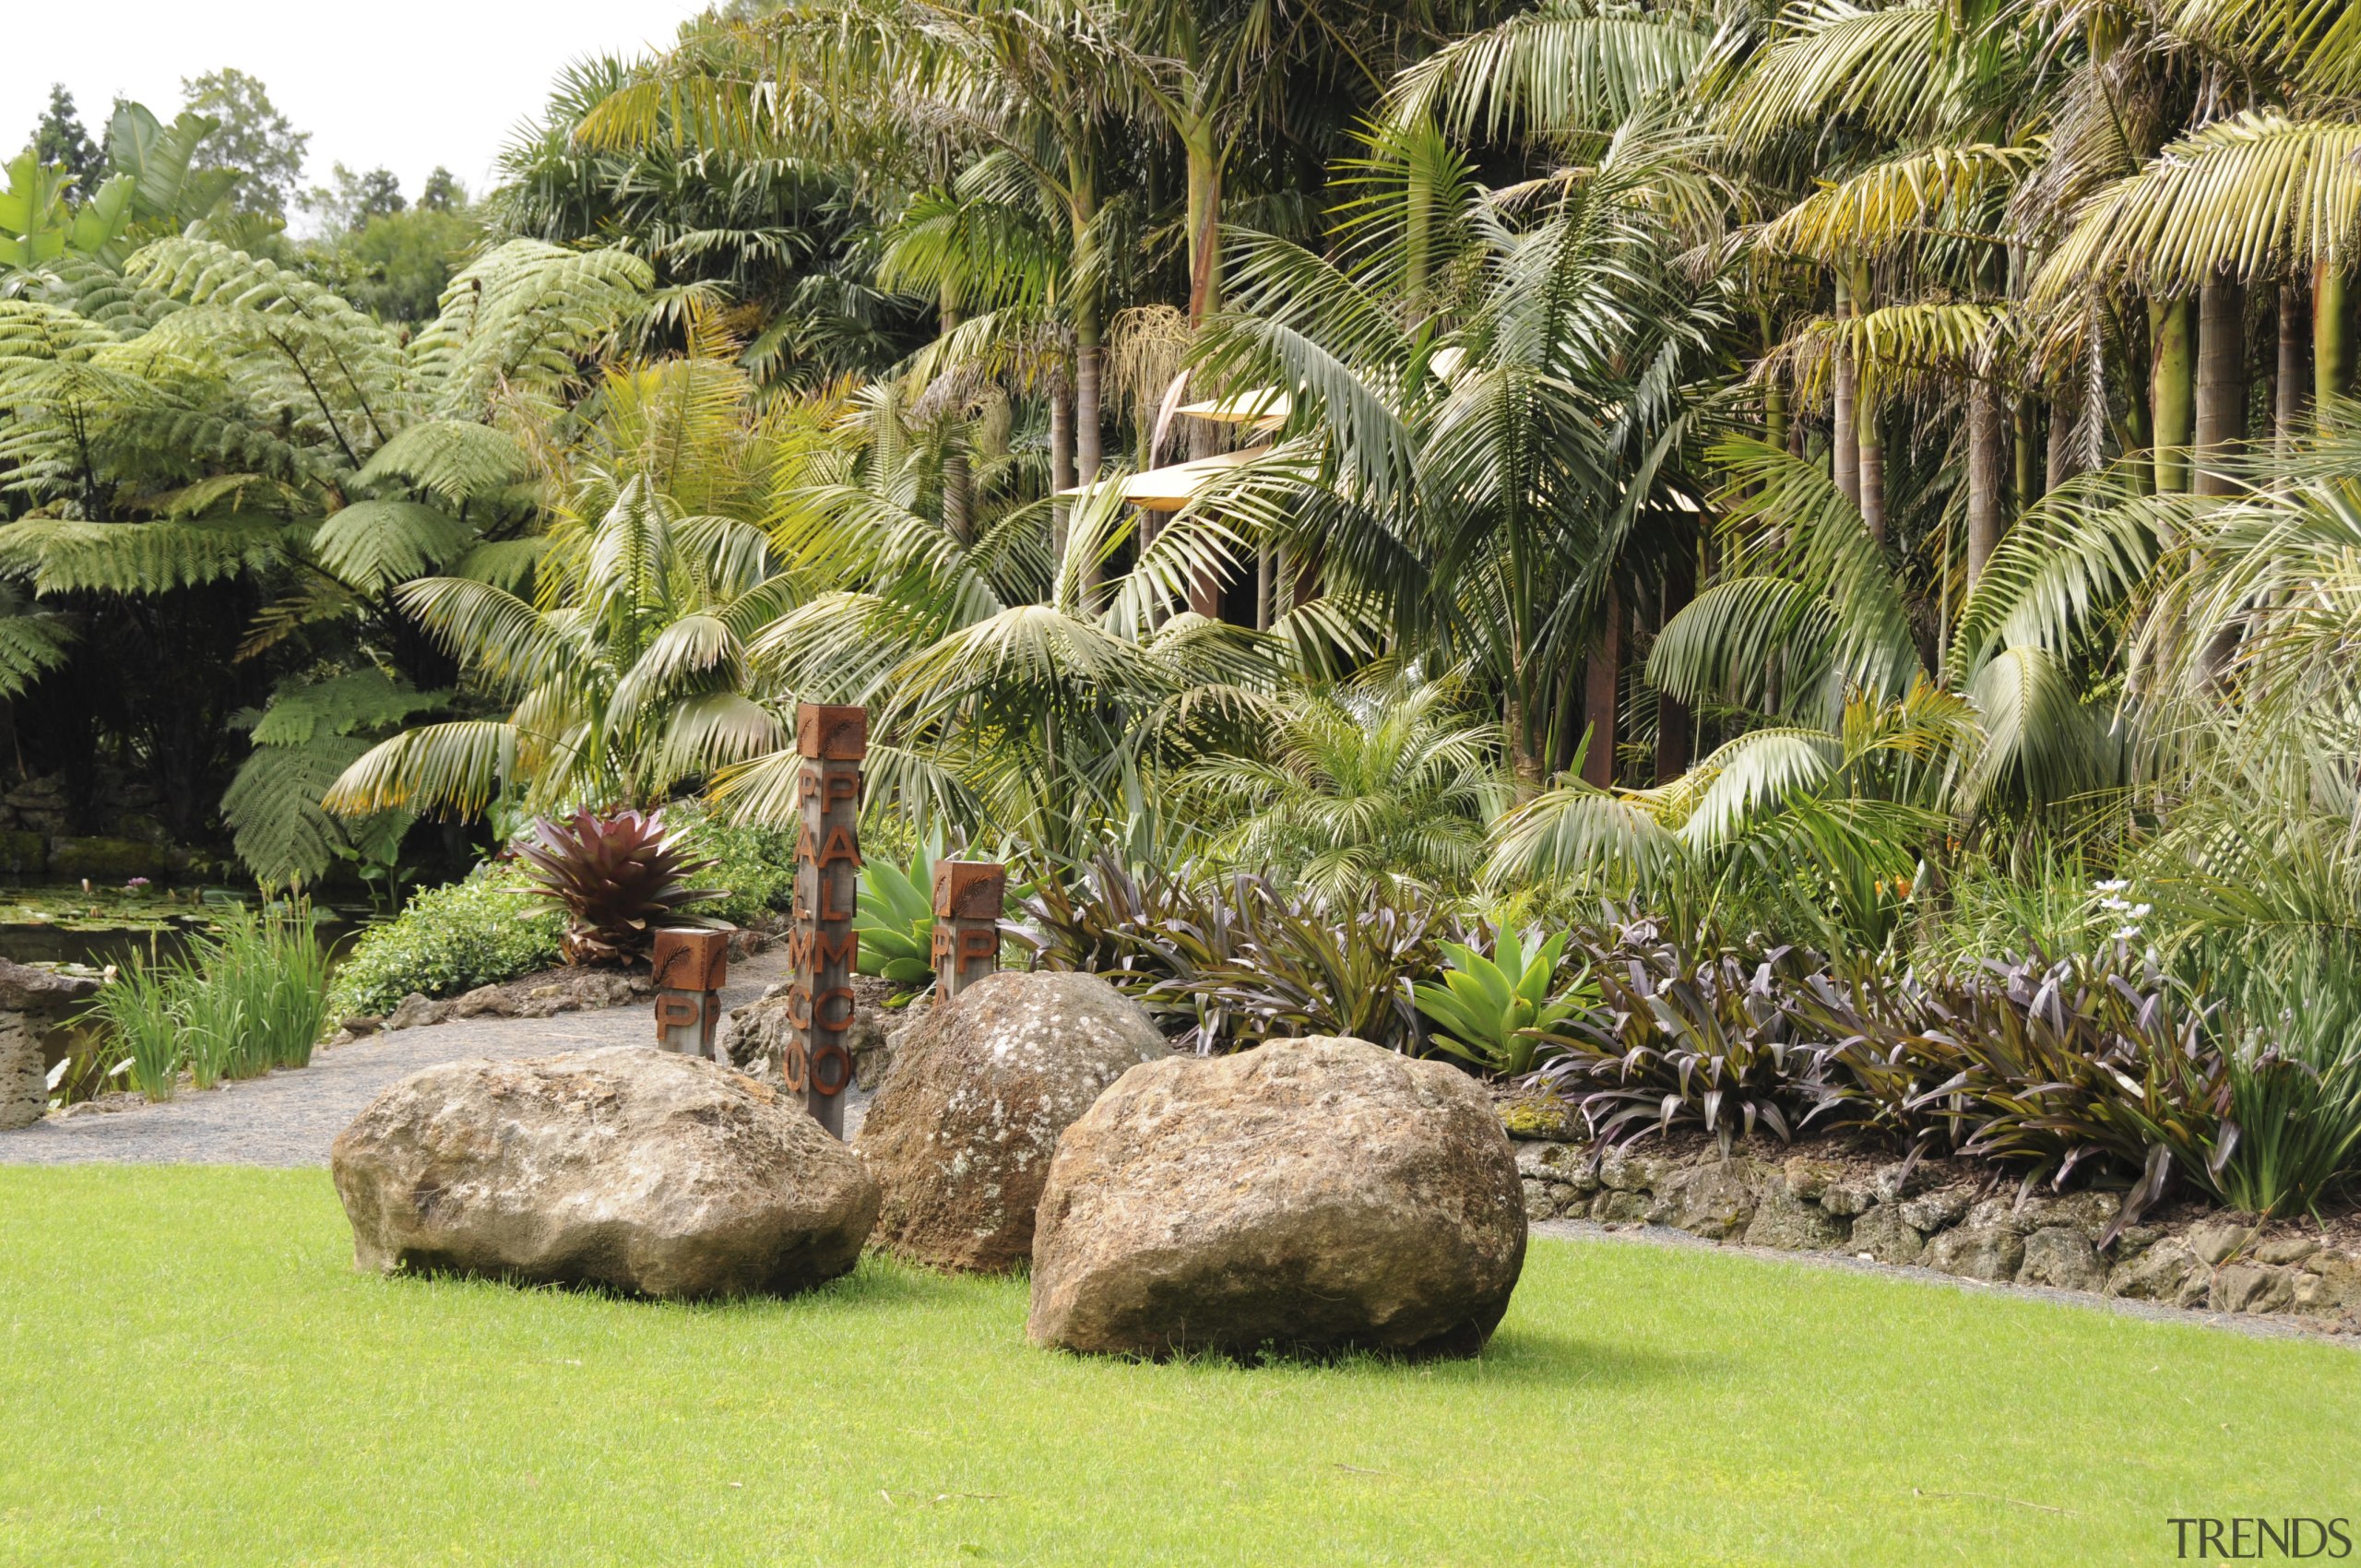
853,845 -> 939,988
514,808 -> 726,966
1413,930 -> 1593,1077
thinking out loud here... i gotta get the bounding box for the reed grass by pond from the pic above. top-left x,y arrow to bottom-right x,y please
1,1165 -> 2353,1566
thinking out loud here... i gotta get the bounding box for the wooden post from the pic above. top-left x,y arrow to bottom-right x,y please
650,928 -> 729,1060
931,861 -> 1005,1001
789,704 -> 864,1137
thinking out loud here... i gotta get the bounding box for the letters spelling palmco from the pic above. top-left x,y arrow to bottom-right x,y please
786,703 -> 865,1135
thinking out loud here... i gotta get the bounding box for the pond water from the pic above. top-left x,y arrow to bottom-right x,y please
0,885 -> 369,969
2,884 -> 376,1108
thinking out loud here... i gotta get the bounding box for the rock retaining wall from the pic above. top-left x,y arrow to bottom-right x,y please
1517,1140 -> 2361,1332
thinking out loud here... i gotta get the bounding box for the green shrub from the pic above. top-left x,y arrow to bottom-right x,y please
669,802 -> 796,926
2213,940 -> 2361,1217
1413,930 -> 1593,1077
1907,852 -> 2113,975
329,863 -> 564,1018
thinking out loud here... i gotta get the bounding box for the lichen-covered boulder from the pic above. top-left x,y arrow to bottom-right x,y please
855,970 -> 1167,1272
1027,1035 -> 1526,1359
330,1045 -> 876,1298
0,959 -> 100,1130
722,980 -> 917,1091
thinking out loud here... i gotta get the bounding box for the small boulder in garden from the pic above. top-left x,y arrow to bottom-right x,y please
1028,1035 -> 1526,1359
0,960 -> 100,1130
331,1046 -> 877,1299
856,970 -> 1168,1273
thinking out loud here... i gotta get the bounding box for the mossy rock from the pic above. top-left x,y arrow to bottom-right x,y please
0,830 -> 44,877
45,837 -> 171,881
1496,1090 -> 1578,1141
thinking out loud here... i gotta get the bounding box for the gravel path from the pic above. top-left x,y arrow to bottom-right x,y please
0,950 -> 877,1168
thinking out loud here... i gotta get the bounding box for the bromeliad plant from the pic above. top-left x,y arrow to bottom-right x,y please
1021,854 -> 1460,1052
1797,947 -> 2236,1241
1536,925 -> 1827,1154
515,808 -> 726,966
1413,931 -> 1593,1077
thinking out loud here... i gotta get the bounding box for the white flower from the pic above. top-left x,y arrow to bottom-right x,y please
2114,925 -> 2142,941
2130,904 -> 2152,919
2094,878 -> 2130,893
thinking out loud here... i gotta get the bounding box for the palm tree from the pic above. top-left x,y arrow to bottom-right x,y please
1180,661 -> 1510,897
1197,107 -> 1724,786
582,0 -> 1160,566
324,330 -> 800,825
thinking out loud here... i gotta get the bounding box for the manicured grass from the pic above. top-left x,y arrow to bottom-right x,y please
1,1168 -> 2353,1566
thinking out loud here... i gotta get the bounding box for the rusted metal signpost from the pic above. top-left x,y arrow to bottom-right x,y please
650,928 -> 730,1059
787,703 -> 864,1136
931,861 -> 1005,1000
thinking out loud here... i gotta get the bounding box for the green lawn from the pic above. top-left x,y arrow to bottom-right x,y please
1,1168 -> 2352,1566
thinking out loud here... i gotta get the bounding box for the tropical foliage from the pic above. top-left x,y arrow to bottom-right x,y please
11,0 -> 2361,1210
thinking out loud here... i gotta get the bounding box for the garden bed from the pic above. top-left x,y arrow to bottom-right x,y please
1501,1116 -> 2361,1334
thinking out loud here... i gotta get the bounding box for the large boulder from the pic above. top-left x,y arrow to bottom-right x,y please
856,970 -> 1168,1272
0,959 -> 100,1130
330,1045 -> 877,1299
721,979 -> 915,1091
1027,1035 -> 1526,1359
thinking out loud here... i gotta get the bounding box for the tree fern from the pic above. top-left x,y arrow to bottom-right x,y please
0,516 -> 296,593
311,501 -> 471,593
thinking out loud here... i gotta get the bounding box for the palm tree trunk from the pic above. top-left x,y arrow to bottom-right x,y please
1050,374 -> 1075,571
1848,267 -> 1886,542
1655,551 -> 1694,782
1504,683 -> 1542,790
943,452 -> 972,545
1581,589 -> 1623,790
2046,392 -> 2078,491
2013,398 -> 2038,511
1967,380 -> 2008,591
2194,279 -> 2246,496
2277,281 -> 2309,454
1763,371 -> 1788,453
1858,398 -> 1888,543
1833,270 -> 1860,509
2152,296 -> 2196,493
1075,319 -> 1104,490
938,296 -> 972,545
2316,262 -> 2351,422
1183,123 -> 1222,326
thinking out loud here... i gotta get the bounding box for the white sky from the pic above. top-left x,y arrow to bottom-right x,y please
10,1 -> 714,224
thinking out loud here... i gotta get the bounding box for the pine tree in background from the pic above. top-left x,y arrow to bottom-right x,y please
29,84 -> 101,197
417,167 -> 465,213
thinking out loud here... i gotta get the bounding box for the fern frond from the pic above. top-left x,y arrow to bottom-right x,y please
312,501 -> 471,593
0,516 -> 295,594
354,420 -> 530,505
